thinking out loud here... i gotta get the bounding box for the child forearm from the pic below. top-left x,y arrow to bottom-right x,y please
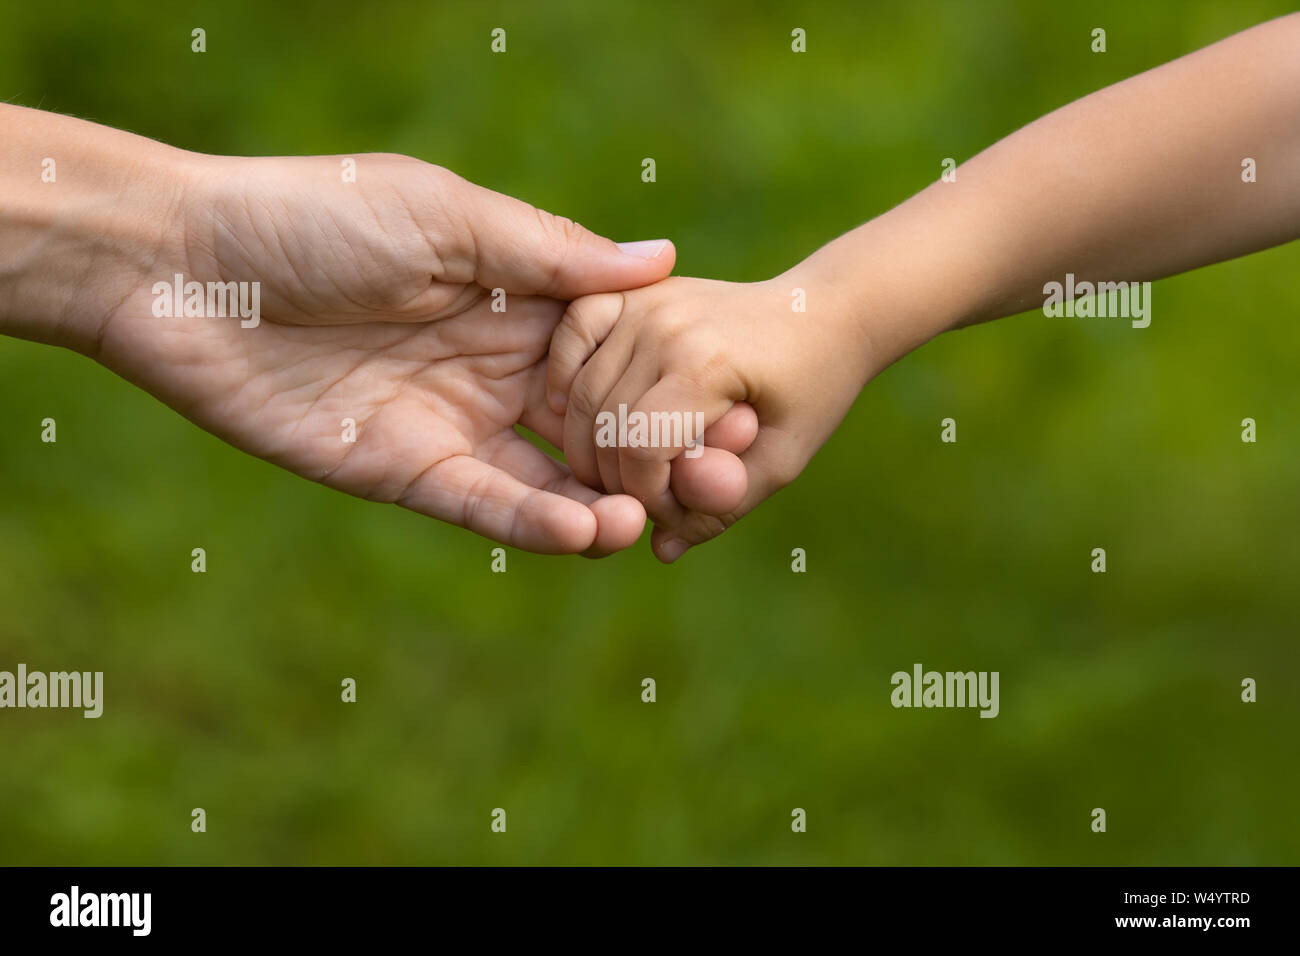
788,12 -> 1300,383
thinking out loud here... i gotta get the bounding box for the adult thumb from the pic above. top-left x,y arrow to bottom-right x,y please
457,178 -> 675,298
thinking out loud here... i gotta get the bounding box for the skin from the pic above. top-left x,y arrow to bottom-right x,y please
0,104 -> 756,555
551,13 -> 1300,562
548,278 -> 866,562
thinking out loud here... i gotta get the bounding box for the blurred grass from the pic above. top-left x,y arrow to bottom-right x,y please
1,0 -> 1297,864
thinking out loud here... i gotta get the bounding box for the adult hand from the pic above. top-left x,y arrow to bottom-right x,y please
0,110 -> 758,554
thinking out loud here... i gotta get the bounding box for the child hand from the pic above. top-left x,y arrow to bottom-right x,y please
546,276 -> 872,561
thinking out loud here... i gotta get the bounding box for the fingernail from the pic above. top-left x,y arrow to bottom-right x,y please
616,239 -> 668,259
548,389 -> 567,414
659,537 -> 688,563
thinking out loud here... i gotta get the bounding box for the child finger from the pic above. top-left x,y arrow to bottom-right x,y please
546,292 -> 626,414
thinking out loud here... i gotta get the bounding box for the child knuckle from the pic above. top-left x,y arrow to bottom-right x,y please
567,378 -> 601,420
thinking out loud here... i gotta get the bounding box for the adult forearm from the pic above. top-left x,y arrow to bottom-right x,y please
0,104 -> 195,355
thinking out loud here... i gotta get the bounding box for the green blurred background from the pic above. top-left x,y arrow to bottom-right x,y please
2,0 -> 1297,865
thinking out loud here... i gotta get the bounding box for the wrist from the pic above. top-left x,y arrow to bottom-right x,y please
780,184 -> 985,384
0,106 -> 200,356
772,258 -> 885,393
